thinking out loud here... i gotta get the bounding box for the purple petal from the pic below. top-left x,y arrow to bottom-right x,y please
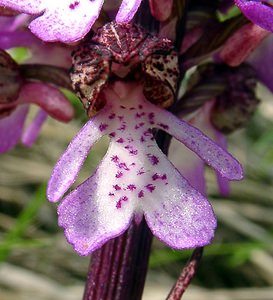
116,0 -> 142,23
0,105 -> 28,153
150,104 -> 243,180
47,107 -> 111,203
248,35 -> 273,93
0,30 -> 38,49
168,140 -> 206,195
30,0 -> 104,42
0,0 -> 104,42
21,108 -> 48,147
0,1 -> 43,14
235,0 -> 273,32
143,153 -> 217,248
214,131 -> 230,196
58,159 -> 135,256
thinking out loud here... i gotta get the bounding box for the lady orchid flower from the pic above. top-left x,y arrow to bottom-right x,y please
47,21 -> 243,256
0,0 -> 143,42
47,80 -> 242,256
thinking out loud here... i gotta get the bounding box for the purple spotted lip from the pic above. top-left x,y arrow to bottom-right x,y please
47,81 -> 243,256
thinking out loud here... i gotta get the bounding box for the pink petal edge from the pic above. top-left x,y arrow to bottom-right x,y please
21,108 -> 48,147
116,0 -> 143,23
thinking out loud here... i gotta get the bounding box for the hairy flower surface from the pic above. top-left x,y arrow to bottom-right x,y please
47,81 -> 243,256
0,0 -> 142,42
235,0 -> 273,32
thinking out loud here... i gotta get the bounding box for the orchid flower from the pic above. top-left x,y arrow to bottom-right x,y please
0,0 -> 143,42
235,0 -> 273,33
47,81 -> 243,256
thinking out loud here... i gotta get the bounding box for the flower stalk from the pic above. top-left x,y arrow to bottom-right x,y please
83,218 -> 153,300
167,247 -> 204,300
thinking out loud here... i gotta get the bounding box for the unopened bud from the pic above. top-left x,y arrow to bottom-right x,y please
211,64 -> 260,133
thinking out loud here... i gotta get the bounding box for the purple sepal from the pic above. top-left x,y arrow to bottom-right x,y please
214,131 -> 230,196
248,35 -> 273,93
0,0 -> 105,42
21,108 -> 48,147
235,0 -> 273,32
0,105 -> 28,153
116,0 -> 143,23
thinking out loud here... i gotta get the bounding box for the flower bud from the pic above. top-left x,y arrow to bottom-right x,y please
0,49 -> 23,104
211,64 -> 260,133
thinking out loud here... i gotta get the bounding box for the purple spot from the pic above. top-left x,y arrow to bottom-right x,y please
143,129 -> 153,136
158,123 -> 169,130
118,123 -> 126,131
140,136 -> 145,143
117,138 -> 124,143
152,173 -> 167,180
111,155 -> 119,163
109,132 -> 116,137
145,184 -> 156,193
109,192 -> 115,196
69,1 -> 79,9
116,201 -> 122,209
148,112 -> 155,119
147,154 -> 159,165
125,145 -> 138,155
119,162 -> 130,170
135,112 -> 145,118
99,123 -> 108,131
137,167 -> 145,175
118,116 -> 124,121
127,137 -> 134,143
152,173 -> 160,180
116,171 -> 123,178
138,105 -> 143,109
109,113 -> 116,119
127,184 -> 136,191
120,105 -> 126,109
130,149 -> 138,155
116,196 -> 129,209
130,107 -> 135,110
138,190 -> 144,198
113,184 -> 121,190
